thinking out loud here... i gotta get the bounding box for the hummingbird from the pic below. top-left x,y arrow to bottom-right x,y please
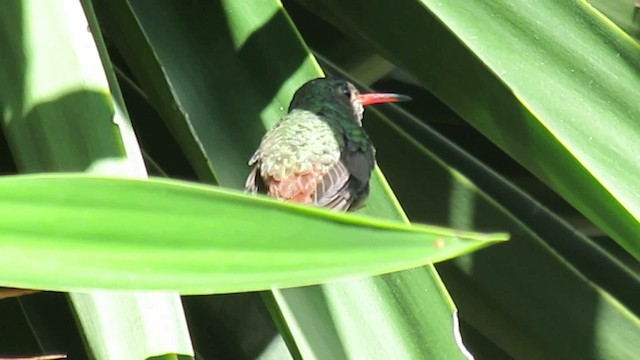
246,78 -> 410,211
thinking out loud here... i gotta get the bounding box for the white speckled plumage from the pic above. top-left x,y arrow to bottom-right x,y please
248,108 -> 342,181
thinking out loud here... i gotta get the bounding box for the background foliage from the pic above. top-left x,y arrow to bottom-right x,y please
0,0 -> 638,359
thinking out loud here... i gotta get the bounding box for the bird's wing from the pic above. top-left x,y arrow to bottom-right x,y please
315,159 -> 352,211
315,146 -> 375,211
246,151 -> 373,211
245,163 -> 267,194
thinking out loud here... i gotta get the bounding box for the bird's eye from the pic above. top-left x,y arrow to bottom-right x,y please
340,86 -> 351,98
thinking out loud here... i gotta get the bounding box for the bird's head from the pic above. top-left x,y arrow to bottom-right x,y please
289,78 -> 411,126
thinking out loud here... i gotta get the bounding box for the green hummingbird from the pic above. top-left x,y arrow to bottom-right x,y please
246,77 -> 410,211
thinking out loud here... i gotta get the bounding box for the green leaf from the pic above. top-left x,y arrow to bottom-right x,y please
366,98 -> 640,359
0,174 -> 504,293
0,1 -> 193,358
313,35 -> 640,359
94,0 -> 321,185
294,0 -> 640,260
94,0 -> 498,357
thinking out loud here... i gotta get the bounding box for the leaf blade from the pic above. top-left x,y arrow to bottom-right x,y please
294,0 -> 640,259
0,174 -> 504,293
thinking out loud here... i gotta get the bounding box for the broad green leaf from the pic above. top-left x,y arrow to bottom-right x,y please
0,1 -> 193,358
269,267 -> 472,360
94,0 -> 320,185
367,101 -> 640,359
314,53 -> 640,358
94,0 -> 499,357
294,0 -> 640,260
0,174 -> 504,293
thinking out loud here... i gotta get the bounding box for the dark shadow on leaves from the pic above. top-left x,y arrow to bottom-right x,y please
182,293 -> 282,360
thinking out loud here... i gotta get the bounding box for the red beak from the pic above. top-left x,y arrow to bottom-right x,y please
356,92 -> 412,106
